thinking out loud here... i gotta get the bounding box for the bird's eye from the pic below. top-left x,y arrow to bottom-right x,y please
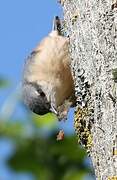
40,91 -> 45,97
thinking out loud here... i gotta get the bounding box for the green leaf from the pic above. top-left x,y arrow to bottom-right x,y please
8,135 -> 91,180
0,121 -> 24,138
32,112 -> 58,128
0,77 -> 10,88
63,169 -> 87,180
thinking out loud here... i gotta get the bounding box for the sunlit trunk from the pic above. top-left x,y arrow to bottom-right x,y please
61,0 -> 117,179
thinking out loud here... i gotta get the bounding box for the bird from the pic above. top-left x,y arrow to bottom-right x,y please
22,16 -> 75,117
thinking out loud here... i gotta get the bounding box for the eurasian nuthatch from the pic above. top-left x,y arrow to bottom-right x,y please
22,16 -> 75,116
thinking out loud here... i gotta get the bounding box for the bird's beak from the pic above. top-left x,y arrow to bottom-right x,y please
50,105 -> 58,115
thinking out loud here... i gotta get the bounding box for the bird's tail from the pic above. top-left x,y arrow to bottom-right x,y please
52,16 -> 61,35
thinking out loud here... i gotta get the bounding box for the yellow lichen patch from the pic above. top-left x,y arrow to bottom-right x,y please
107,176 -> 117,180
71,11 -> 79,25
74,107 -> 93,151
113,135 -> 117,156
87,132 -> 93,149
75,107 -> 89,118
113,149 -> 117,155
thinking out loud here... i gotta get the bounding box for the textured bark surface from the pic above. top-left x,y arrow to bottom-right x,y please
60,0 -> 117,179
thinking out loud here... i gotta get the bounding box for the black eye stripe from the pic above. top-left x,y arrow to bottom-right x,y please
26,82 -> 46,97
24,81 -> 45,94
40,91 -> 45,97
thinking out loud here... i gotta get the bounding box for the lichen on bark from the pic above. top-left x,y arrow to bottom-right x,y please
60,0 -> 117,179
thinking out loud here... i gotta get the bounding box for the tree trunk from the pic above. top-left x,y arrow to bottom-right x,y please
60,0 -> 117,179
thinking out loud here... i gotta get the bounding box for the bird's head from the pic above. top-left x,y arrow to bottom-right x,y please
22,82 -> 58,115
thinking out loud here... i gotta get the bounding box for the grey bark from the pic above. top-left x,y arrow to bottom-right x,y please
60,0 -> 117,179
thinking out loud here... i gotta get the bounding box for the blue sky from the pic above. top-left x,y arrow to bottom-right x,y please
0,0 -> 62,106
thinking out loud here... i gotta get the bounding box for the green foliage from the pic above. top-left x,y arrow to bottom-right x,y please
0,121 -> 24,138
0,76 -> 10,88
8,135 -> 90,180
0,76 -> 94,180
32,112 -> 57,129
